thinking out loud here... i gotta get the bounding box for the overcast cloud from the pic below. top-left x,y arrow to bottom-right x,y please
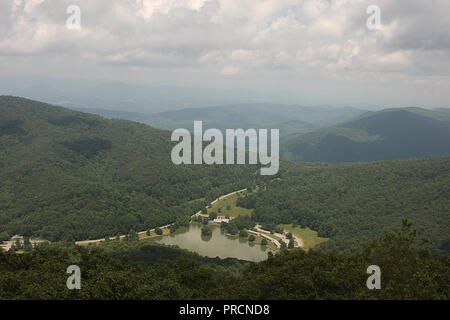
1,0 -> 449,108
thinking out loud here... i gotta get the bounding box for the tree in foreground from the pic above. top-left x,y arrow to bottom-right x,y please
201,226 -> 212,237
209,212 -> 217,220
288,238 -> 295,249
239,230 -> 248,238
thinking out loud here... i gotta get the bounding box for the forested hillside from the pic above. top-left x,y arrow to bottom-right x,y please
239,157 -> 450,254
0,96 -> 260,242
1,96 -> 448,256
1,223 -> 448,299
282,108 -> 450,162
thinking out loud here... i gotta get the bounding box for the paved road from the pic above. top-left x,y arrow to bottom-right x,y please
76,189 -> 247,246
75,187 -> 304,250
194,188 -> 247,216
255,225 -> 303,248
248,230 -> 281,248
75,224 -> 172,246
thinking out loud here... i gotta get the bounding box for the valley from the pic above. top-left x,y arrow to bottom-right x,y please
0,96 -> 448,300
73,186 -> 304,261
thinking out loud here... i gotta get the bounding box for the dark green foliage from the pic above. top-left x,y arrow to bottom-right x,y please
288,239 -> 294,249
0,96 -> 259,241
99,239 -> 248,273
201,226 -> 212,237
61,138 -> 112,158
222,223 -> 238,235
230,215 -> 255,231
0,120 -> 27,136
239,230 -> 248,238
0,224 -> 450,300
48,115 -> 100,128
221,216 -> 254,235
170,215 -> 191,233
209,212 -> 217,220
250,157 -> 450,254
236,194 -> 257,209
221,222 -> 450,300
0,222 -> 448,299
0,232 -> 9,242
282,109 -> 450,162
128,230 -> 138,241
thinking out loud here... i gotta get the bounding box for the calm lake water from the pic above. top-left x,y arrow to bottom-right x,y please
155,223 -> 271,262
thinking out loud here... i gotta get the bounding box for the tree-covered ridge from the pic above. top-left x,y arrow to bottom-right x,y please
240,157 -> 450,254
281,109 -> 450,162
0,222 -> 448,299
0,96 -> 261,242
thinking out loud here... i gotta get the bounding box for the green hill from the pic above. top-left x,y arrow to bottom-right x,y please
239,157 -> 450,254
0,96 -> 259,242
282,108 -> 450,162
1,223 -> 448,299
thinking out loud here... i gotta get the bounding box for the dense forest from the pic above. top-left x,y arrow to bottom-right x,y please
0,96 -> 261,242
1,97 -> 449,255
237,157 -> 450,255
0,222 -> 448,299
1,97 -> 449,301
281,108 -> 450,162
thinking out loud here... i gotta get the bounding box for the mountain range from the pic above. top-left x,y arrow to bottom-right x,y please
281,107 -> 450,162
0,96 -> 259,242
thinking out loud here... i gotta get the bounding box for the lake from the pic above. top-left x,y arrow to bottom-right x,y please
155,223 -> 271,262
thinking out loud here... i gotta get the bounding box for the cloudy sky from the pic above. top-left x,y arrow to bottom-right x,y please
1,0 -> 450,108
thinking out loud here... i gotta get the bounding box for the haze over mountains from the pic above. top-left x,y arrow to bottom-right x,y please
3,75 -> 449,165
1,0 -> 450,302
0,75 -> 314,113
68,100 -> 450,164
281,108 -> 450,162
1,96 -> 449,253
144,103 -> 365,135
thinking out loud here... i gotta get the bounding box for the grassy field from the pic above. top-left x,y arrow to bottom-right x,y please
138,226 -> 170,240
279,224 -> 328,250
207,191 -> 253,218
253,235 -> 278,251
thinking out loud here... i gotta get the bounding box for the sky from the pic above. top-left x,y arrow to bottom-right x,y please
1,0 -> 450,108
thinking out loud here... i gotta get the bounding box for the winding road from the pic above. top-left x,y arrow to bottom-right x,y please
75,187 -> 303,249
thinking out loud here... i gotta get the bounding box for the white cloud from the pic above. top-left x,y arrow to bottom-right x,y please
0,0 -> 449,107
220,66 -> 240,75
